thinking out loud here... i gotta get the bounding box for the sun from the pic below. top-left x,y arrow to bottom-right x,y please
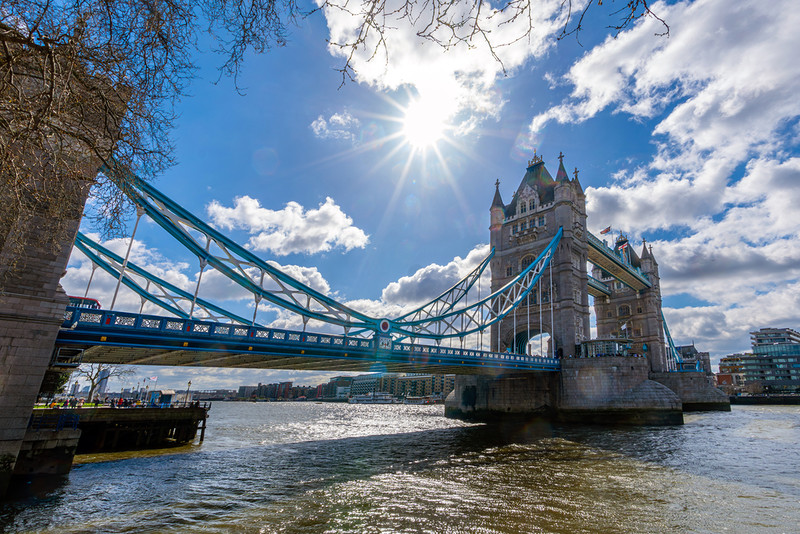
402,97 -> 448,149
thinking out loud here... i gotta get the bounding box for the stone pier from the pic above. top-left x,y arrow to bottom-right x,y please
445,357 -> 683,425
650,371 -> 730,411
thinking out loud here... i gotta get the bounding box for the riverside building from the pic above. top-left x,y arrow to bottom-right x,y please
718,327 -> 800,394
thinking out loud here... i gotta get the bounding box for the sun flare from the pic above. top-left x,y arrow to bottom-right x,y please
402,98 -> 448,149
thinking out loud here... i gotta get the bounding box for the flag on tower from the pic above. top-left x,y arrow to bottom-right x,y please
600,226 -> 612,234
150,376 -> 158,381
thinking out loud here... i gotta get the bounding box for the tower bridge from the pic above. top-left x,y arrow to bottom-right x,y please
51,157 -> 726,401
1,154 -> 729,498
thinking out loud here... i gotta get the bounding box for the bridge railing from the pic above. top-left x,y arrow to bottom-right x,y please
392,342 -> 559,367
63,307 -> 560,370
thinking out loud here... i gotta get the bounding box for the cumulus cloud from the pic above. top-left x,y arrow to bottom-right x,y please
207,196 -> 369,256
382,245 -> 491,306
310,110 -> 361,141
531,0 -> 800,360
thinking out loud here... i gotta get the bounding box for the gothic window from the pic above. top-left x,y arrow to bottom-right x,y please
512,223 -> 518,234
520,202 -> 527,214
506,266 -> 513,277
520,221 -> 526,231
637,307 -> 643,314
619,305 -> 631,316
634,329 -> 642,337
539,215 -> 545,226
529,199 -> 535,211
521,255 -> 535,268
607,311 -> 612,318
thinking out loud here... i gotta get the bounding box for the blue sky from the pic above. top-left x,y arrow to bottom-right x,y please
63,0 -> 800,391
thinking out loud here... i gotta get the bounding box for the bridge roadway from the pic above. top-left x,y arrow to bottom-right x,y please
56,307 -> 561,374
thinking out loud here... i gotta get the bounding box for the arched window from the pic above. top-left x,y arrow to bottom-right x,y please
529,199 -> 535,211
520,202 -> 527,214
521,255 -> 535,269
619,305 -> 631,316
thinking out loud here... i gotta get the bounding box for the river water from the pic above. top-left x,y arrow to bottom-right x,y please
2,403 -> 799,533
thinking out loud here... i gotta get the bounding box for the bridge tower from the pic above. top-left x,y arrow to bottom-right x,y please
489,154 -> 591,358
592,238 -> 669,372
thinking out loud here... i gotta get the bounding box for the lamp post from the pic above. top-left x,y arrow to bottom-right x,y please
185,380 -> 192,407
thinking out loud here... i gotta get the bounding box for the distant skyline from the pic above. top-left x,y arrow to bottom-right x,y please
63,0 -> 800,391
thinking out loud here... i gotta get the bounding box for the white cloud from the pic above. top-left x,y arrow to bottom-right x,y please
319,0 -> 571,134
531,0 -> 800,362
310,110 -> 361,141
381,245 -> 491,306
207,195 -> 370,256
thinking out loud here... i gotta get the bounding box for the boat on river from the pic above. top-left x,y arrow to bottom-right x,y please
348,392 -> 400,404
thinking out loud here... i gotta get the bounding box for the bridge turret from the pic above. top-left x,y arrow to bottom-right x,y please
489,180 -> 504,251
491,154 -> 590,358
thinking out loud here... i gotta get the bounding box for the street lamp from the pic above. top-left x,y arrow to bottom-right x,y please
185,380 -> 192,407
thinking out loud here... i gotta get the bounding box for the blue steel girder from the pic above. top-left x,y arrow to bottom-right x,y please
73,232 -> 253,325
99,165 -> 563,342
387,227 -> 563,340
586,232 -> 651,290
57,307 -> 561,374
106,167 -> 378,331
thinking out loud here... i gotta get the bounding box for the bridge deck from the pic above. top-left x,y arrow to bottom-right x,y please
57,308 -> 560,374
586,232 -> 651,290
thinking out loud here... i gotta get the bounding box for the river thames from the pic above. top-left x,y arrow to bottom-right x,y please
1,403 -> 798,533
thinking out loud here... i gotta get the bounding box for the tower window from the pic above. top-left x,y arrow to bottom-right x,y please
506,266 -> 513,276
520,203 -> 527,214
637,307 -> 643,314
520,221 -> 526,231
529,199 -> 535,211
619,305 -> 631,316
539,216 -> 545,226
512,224 -> 518,234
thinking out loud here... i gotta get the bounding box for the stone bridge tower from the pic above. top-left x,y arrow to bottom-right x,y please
592,238 -> 669,372
489,154 -> 591,358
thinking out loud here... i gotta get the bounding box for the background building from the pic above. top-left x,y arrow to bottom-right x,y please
717,328 -> 800,394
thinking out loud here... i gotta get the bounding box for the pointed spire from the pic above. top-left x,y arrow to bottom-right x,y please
641,239 -> 651,259
572,167 -> 584,196
555,152 -> 569,182
491,179 -> 504,209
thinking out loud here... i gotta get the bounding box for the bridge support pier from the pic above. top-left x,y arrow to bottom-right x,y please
0,162 -> 92,500
444,373 -> 556,421
650,372 -> 730,411
445,357 -> 684,426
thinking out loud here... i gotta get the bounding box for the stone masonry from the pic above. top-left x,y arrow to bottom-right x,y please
0,179 -> 90,497
489,154 -> 591,357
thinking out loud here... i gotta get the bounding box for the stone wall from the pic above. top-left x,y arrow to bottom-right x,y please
13,428 -> 82,477
558,357 -> 683,424
444,373 -> 556,421
0,164 -> 92,499
650,371 -> 730,411
445,358 -> 684,425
